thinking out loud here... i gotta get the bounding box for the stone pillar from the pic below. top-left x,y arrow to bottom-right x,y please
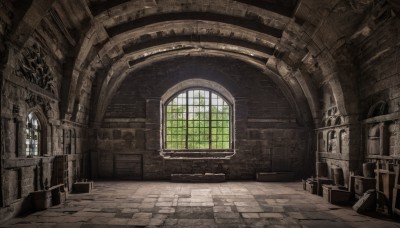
379,123 -> 389,156
145,98 -> 161,151
234,98 -> 248,151
15,116 -> 24,157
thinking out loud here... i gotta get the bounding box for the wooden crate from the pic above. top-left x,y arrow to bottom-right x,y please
317,178 -> 333,196
393,165 -> 400,216
322,185 -> 351,205
73,181 -> 94,193
354,176 -> 376,197
306,180 -> 317,194
31,190 -> 52,210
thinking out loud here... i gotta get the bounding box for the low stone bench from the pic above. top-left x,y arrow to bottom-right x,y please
31,184 -> 65,211
171,173 -> 225,183
73,181 -> 94,193
256,172 -> 295,182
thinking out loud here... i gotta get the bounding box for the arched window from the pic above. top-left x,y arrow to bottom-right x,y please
26,112 -> 41,156
164,88 -> 231,150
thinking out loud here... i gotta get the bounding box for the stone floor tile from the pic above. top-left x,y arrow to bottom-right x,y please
52,223 -> 83,228
214,212 -> 241,219
63,216 -> 91,223
156,201 -> 173,207
127,218 -> 150,226
259,212 -> 284,218
242,218 -> 270,226
138,202 -> 155,209
214,217 -> 242,224
87,217 -> 111,224
132,212 -> 153,219
148,218 -> 165,226
213,205 -> 232,213
100,208 -> 120,213
158,197 -> 174,202
107,218 -> 129,225
299,220 -> 353,228
157,206 -> 175,213
241,212 -> 260,218
2,181 -> 400,227
236,206 -> 264,213
164,218 -> 178,226
121,208 -> 139,213
177,219 -> 216,227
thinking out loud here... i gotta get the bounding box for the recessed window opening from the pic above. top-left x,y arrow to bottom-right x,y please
164,88 -> 231,150
26,112 -> 41,156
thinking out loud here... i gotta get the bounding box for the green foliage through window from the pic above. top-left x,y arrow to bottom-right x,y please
165,89 -> 231,150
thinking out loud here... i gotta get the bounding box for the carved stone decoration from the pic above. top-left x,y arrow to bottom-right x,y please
15,44 -> 56,94
25,92 -> 52,117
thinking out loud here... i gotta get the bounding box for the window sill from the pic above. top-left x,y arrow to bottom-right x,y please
160,151 -> 235,159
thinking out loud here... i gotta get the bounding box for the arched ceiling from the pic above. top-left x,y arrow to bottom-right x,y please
6,0 -> 394,127
61,0 -> 312,126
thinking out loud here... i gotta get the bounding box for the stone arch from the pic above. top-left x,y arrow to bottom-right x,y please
335,116 -> 344,126
161,79 -> 235,105
367,100 -> 388,118
91,51 -> 314,128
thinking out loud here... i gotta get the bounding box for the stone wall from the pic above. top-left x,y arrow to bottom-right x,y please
356,5 -> 400,156
356,12 -> 400,116
0,6 -> 89,221
354,6 -> 400,166
93,57 -> 310,180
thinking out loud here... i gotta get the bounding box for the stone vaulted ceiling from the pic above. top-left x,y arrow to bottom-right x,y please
3,0 -> 398,127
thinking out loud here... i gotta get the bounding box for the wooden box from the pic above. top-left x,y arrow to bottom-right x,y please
73,181 -> 94,193
31,190 -> 52,210
306,180 -> 317,194
322,185 -> 351,205
354,176 -> 376,196
317,178 -> 333,196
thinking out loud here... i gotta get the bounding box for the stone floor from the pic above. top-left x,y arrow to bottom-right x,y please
1,181 -> 399,227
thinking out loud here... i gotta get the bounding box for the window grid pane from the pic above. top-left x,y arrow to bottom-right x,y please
165,89 -> 231,150
26,113 -> 41,156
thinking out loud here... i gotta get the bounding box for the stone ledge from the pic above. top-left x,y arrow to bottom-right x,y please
4,157 -> 53,169
171,173 -> 226,182
256,172 -> 295,182
161,151 -> 234,160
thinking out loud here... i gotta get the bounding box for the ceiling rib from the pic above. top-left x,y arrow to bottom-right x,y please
106,12 -> 283,38
122,35 -> 276,56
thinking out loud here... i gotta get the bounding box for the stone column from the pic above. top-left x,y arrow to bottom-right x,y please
145,98 -> 161,151
15,116 -> 24,157
379,122 -> 389,156
233,98 -> 248,151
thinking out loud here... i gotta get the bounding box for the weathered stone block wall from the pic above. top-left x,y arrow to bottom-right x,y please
357,16 -> 400,116
354,8 -> 400,164
94,57 -> 310,180
0,7 -> 89,221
